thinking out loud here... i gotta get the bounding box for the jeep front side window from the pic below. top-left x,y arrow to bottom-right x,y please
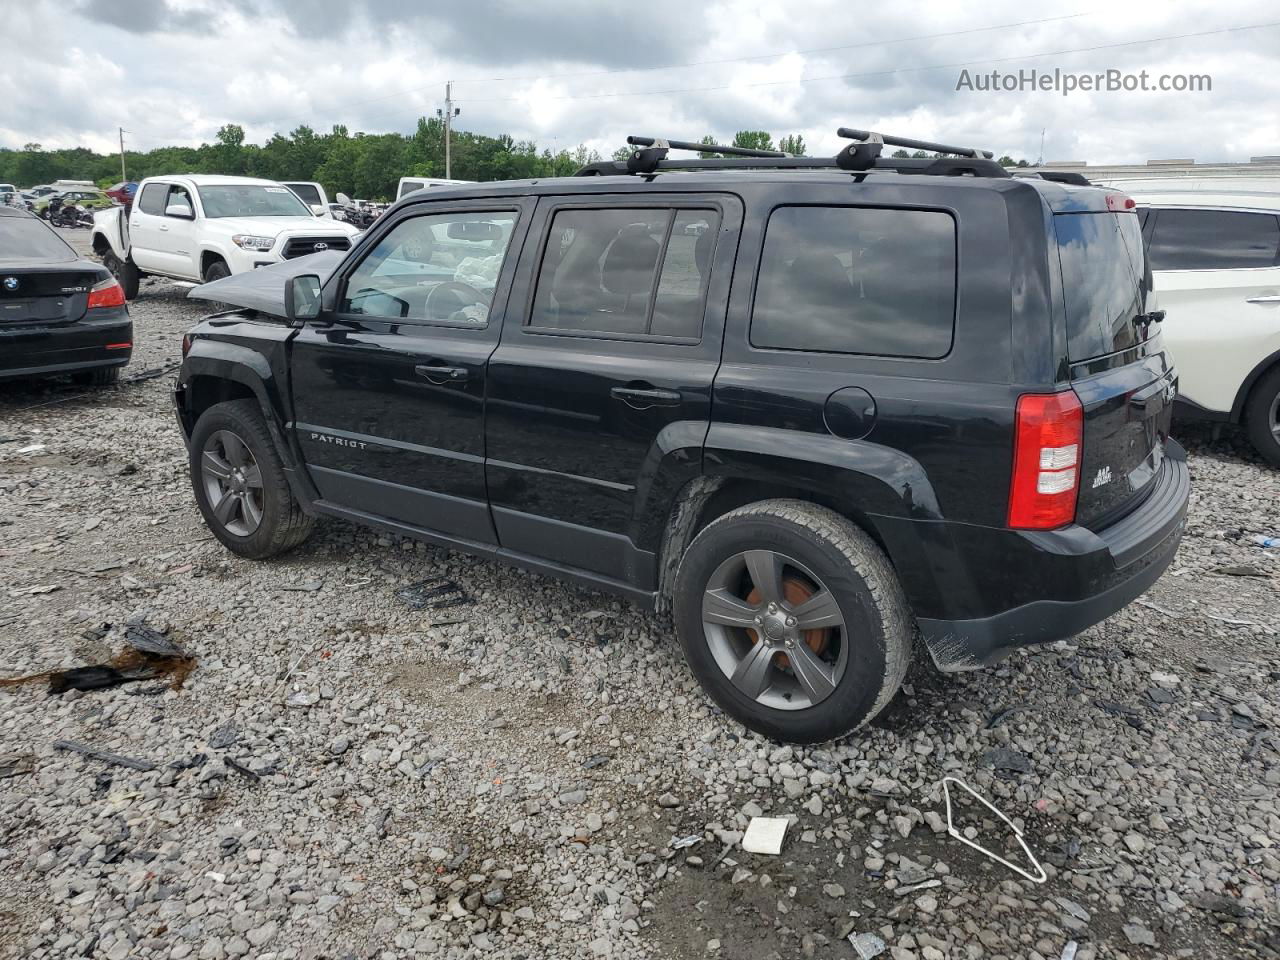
339,211 -> 518,325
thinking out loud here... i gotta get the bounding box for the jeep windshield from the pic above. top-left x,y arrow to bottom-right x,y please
198,185 -> 311,218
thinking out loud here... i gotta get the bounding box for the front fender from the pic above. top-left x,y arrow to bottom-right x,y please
91,208 -> 128,260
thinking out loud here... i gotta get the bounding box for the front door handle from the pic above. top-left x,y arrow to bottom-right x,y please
158,225 -> 169,232
415,363 -> 468,384
610,386 -> 682,409
1246,295 -> 1280,304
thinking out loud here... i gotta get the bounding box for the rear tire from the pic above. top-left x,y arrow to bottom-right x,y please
1245,366 -> 1280,467
188,399 -> 314,559
71,366 -> 120,386
673,499 -> 912,744
202,259 -> 231,283
102,251 -> 140,300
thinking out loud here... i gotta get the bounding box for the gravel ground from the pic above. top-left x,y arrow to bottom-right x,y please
1,230 -> 1277,960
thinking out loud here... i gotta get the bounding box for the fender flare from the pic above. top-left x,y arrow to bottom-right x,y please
1230,346 -> 1280,422
90,209 -> 129,260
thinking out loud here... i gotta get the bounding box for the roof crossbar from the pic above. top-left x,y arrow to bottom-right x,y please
618,135 -> 787,174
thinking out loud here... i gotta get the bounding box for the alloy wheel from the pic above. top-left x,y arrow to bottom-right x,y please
700,550 -> 848,711
200,429 -> 265,537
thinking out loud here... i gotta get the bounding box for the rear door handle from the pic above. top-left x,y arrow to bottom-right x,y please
415,363 -> 468,384
1246,295 -> 1280,304
610,386 -> 682,409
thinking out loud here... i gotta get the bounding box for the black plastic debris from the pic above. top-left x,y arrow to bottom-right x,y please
583,754 -> 611,769
0,753 -> 35,779
1094,699 -> 1144,730
209,724 -> 238,749
124,623 -> 187,659
980,748 -> 1033,778
168,753 -> 207,771
225,756 -> 260,781
986,705 -> 1033,729
54,740 -> 157,772
48,665 -> 145,694
395,577 -> 471,611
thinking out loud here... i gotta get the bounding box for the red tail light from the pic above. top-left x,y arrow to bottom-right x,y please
87,276 -> 126,310
1105,193 -> 1136,212
1008,391 -> 1083,530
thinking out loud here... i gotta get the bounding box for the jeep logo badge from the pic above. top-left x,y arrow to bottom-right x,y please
313,242 -> 328,252
2,277 -> 17,292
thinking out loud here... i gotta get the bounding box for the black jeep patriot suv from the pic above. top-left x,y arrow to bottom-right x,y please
174,130 -> 1189,743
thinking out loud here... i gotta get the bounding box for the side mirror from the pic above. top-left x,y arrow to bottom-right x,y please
285,274 -> 323,322
165,203 -> 194,219
310,204 -> 325,216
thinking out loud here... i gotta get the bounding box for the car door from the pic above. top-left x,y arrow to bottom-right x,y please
290,198 -> 532,545
1146,206 -> 1280,415
484,194 -> 740,591
127,181 -> 169,272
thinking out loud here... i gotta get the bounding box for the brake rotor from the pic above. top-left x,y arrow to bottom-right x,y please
746,575 -> 831,668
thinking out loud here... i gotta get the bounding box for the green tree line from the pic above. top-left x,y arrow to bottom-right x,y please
2,123 -> 1018,200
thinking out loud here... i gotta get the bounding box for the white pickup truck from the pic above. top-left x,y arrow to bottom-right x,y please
91,174 -> 360,299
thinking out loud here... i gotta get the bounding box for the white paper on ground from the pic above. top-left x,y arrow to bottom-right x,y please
741,816 -> 789,855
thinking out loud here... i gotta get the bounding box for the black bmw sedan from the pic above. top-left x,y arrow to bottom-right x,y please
0,206 -> 131,385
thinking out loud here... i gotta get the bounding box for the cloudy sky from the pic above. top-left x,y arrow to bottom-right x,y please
3,0 -> 1278,165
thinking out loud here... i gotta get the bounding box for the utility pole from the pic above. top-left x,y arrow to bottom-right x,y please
118,127 -> 127,182
437,82 -> 459,179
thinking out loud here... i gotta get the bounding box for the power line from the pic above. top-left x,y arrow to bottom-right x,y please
454,18 -> 1280,104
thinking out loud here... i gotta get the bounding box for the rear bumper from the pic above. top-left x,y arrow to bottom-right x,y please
894,438 -> 1189,670
0,311 -> 132,381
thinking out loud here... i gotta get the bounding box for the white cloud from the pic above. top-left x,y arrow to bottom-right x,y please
4,0 -> 1279,164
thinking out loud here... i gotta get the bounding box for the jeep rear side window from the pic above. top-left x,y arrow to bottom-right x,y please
340,211 -> 518,325
751,206 -> 956,358
1056,212 -> 1146,361
137,183 -> 167,216
530,208 -> 720,340
1148,209 -> 1280,270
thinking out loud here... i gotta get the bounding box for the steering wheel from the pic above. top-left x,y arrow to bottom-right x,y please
425,281 -> 487,321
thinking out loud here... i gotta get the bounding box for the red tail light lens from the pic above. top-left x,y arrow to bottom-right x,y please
1008,391 -> 1084,530
87,276 -> 126,310
1105,193 -> 1136,212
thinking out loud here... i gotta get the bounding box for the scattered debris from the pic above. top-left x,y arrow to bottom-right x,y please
395,577 -> 471,611
1135,598 -> 1181,617
48,665 -> 147,694
1060,941 -> 1078,960
224,756 -> 260,781
1094,698 -> 1144,729
848,932 -> 886,959
0,753 -> 35,779
941,776 -> 1047,884
208,724 -> 238,749
124,622 -> 187,659
53,740 -> 158,772
894,878 -> 942,897
122,363 -> 180,385
1055,896 -> 1091,922
671,834 -> 702,850
1251,534 -> 1280,548
16,443 -> 46,454
282,580 -> 324,592
980,747 -> 1033,777
582,754 -> 611,769
986,704 -> 1033,728
1212,565 -> 1268,578
742,816 -> 789,855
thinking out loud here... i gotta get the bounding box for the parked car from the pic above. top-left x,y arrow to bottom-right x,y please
105,181 -> 139,206
0,206 -> 131,384
1092,177 -> 1280,465
174,130 -> 1188,743
90,174 -> 362,298
35,188 -> 112,217
397,176 -> 471,199
280,181 -> 333,218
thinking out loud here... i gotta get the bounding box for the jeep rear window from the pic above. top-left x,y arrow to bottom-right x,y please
1056,212 -> 1146,361
751,206 -> 956,358
530,207 -> 719,340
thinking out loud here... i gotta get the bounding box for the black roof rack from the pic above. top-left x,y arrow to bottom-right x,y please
575,128 -> 1011,179
1023,170 -> 1093,186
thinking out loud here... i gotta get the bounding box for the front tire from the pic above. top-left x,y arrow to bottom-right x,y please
673,500 -> 912,744
202,259 -> 231,283
1245,366 -> 1280,467
188,399 -> 314,559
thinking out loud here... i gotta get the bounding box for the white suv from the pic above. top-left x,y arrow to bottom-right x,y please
1097,177 -> 1280,465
